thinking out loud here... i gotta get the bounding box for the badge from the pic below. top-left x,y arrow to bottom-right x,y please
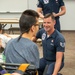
60,42 -> 65,47
51,39 -> 54,43
42,33 -> 46,40
43,0 -> 49,4
50,39 -> 54,46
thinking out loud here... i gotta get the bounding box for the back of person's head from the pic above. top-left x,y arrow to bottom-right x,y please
19,9 -> 39,33
44,13 -> 55,21
0,24 -> 2,31
18,9 -> 39,41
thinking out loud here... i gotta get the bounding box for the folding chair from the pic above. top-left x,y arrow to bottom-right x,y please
8,24 -> 20,34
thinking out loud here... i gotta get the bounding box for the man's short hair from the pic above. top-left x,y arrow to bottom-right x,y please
44,13 -> 55,21
18,9 -> 39,41
19,9 -> 39,33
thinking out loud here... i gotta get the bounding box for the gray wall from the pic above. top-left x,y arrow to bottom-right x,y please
0,0 -> 28,12
0,0 -> 75,30
60,0 -> 75,30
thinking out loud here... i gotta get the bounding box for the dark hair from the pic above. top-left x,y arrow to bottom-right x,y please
0,24 -> 2,30
18,9 -> 39,41
44,13 -> 55,21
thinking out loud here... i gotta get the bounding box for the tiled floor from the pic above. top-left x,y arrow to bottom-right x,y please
60,31 -> 75,75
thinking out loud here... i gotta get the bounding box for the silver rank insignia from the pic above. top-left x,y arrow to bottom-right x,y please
60,42 -> 65,47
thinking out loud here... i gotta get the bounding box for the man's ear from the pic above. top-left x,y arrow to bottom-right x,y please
31,25 -> 35,32
54,20 -> 56,26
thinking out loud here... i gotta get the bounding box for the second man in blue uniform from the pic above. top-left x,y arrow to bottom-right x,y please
37,0 -> 66,32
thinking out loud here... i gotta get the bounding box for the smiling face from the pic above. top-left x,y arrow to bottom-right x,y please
43,16 -> 56,34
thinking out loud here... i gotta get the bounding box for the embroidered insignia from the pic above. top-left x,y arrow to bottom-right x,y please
42,33 -> 46,40
43,0 -> 49,4
60,42 -> 65,47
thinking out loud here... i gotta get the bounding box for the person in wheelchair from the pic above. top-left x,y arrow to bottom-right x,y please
3,9 -> 40,72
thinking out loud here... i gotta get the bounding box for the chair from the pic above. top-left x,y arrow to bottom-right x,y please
8,24 -> 20,34
0,63 -> 38,75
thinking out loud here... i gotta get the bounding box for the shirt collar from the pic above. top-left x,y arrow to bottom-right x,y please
48,30 -> 58,38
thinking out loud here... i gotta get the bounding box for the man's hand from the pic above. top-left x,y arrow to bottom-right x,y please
52,12 -> 57,17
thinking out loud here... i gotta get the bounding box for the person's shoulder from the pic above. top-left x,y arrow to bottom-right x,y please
29,39 -> 37,46
27,39 -> 38,47
55,30 -> 65,40
58,0 -> 65,6
7,37 -> 18,44
22,38 -> 37,46
38,0 -> 44,3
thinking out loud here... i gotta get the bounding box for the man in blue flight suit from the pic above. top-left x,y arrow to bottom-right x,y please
37,0 -> 66,32
33,13 -> 65,75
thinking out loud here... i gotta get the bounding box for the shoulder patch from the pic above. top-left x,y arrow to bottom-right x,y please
60,42 -> 65,47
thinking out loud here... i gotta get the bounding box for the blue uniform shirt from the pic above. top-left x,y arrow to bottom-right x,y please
37,0 -> 65,18
36,28 -> 65,62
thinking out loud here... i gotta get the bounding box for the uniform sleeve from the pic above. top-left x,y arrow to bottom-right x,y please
55,36 -> 65,52
59,0 -> 65,7
37,0 -> 43,8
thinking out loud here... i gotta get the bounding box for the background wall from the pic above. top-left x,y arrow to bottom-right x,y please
60,0 -> 75,30
0,0 -> 28,12
0,0 -> 75,30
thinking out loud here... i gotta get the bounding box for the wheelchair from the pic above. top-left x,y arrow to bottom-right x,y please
0,63 -> 38,75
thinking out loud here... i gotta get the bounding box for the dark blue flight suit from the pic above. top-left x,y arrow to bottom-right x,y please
37,0 -> 65,32
36,28 -> 65,75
